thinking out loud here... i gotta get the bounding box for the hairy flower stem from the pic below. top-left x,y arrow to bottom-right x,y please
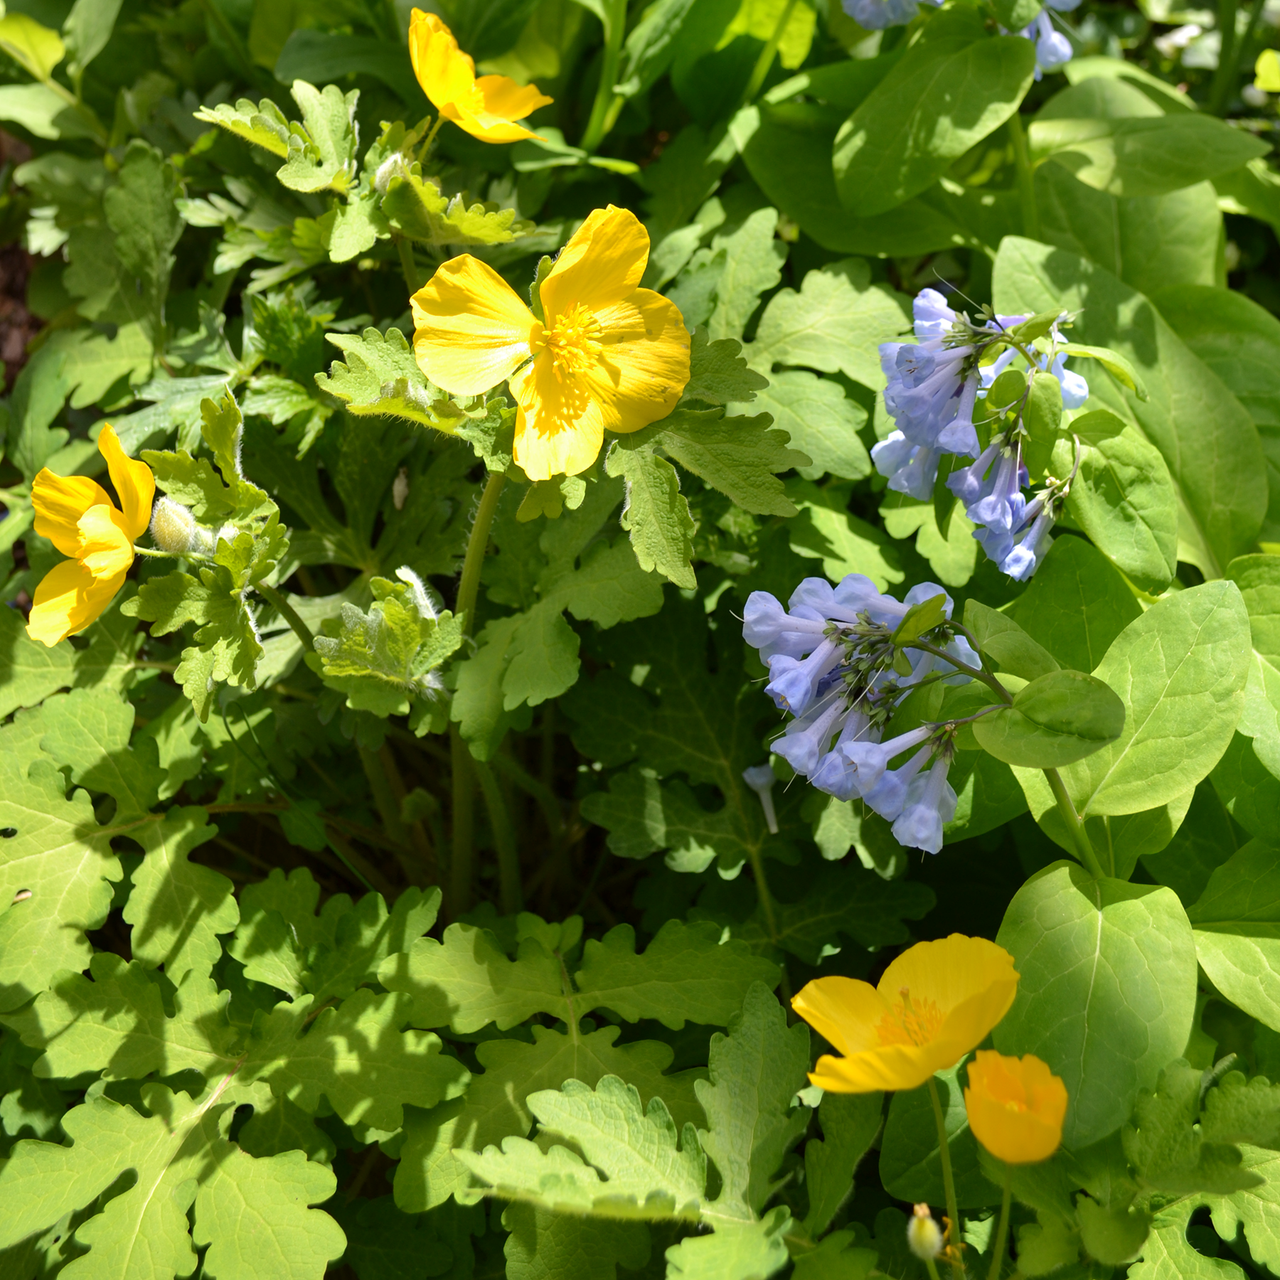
257,581 -> 315,649
1006,111 -> 1040,242
397,237 -> 421,294
450,471 -> 507,915
580,0 -> 627,153
476,760 -> 523,914
988,1165 -> 1013,1280
927,1077 -> 965,1279
1045,767 -> 1105,879
741,0 -> 800,106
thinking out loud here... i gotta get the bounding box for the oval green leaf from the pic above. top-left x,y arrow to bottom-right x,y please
973,669 -> 1125,768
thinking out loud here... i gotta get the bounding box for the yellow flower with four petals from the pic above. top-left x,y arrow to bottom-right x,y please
791,934 -> 1020,1093
964,1049 -> 1067,1164
411,204 -> 691,481
26,424 -> 154,647
408,9 -> 552,144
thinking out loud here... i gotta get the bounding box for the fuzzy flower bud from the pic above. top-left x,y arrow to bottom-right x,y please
908,1204 -> 944,1261
150,497 -> 212,556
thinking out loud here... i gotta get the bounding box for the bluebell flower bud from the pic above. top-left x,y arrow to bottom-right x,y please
742,764 -> 779,834
892,754 -> 959,854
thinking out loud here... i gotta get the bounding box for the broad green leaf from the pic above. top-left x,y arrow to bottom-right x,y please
696,984 -> 809,1217
333,1196 -> 455,1280
680,330 -> 769,405
382,170 -> 536,246
1022,370 -> 1063,478
1052,425 -> 1177,592
993,237 -> 1267,577
691,206 -> 786,343
459,1075 -> 707,1219
1131,1203 -> 1246,1280
1226,555 -> 1280,779
880,1058 -> 1001,1208
656,408 -> 806,517
1058,582 -> 1250,817
194,95 -> 291,157
973,669 -> 1126,768
1076,1197 -> 1152,1264
606,437 -> 697,587
746,258 -> 911,392
1189,838 -> 1280,1030
737,100 -> 967,256
0,1085 -> 346,1277
1031,115 -> 1268,198
276,81 -> 358,194
1141,780 -> 1242,906
994,861 -> 1198,1147
788,480 -> 906,590
62,0 -> 122,78
664,1208 -> 791,1279
0,13 -> 65,81
395,1025 -> 706,1212
1212,732 -> 1280,838
804,1093 -> 883,1237
735,369 -> 870,482
1007,534 -> 1141,673
965,599 -> 1060,682
316,327 -> 472,434
834,12 -> 1036,216
0,605 -> 74,719
502,1205 -> 650,1280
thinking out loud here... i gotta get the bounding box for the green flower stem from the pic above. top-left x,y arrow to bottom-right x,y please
925,1259 -> 944,1280
475,760 -> 523,914
450,471 -> 507,915
988,1164 -> 1013,1280
580,0 -> 627,154
1007,111 -> 1040,242
256,581 -> 315,650
397,237 -> 421,295
741,0 -> 800,107
1210,0 -> 1243,113
1044,766 -> 1105,879
927,1076 -> 965,1279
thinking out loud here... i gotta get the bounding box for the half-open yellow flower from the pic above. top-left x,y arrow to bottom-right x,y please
411,204 -> 691,481
792,935 -> 1020,1093
409,9 -> 552,144
27,424 -> 154,647
965,1050 -> 1067,1164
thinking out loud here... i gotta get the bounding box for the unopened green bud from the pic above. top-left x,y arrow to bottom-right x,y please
907,1204 -> 944,1261
150,497 -> 212,556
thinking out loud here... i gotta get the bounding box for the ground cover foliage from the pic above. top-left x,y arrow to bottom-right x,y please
1,0 -> 1280,1277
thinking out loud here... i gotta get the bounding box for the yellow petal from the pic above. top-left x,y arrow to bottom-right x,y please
476,74 -> 553,123
510,352 -> 604,480
449,107 -> 543,145
791,976 -> 888,1059
98,423 -> 154,541
582,290 -> 690,434
32,470 -> 112,557
964,1051 -> 1067,1164
412,255 -> 537,396
541,206 -> 651,319
27,558 -> 125,646
409,9 -> 477,111
878,934 -> 1019,1022
809,1041 -> 953,1094
76,504 -> 135,581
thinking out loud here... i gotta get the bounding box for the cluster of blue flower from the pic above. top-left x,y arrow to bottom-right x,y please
872,288 -> 1088,581
842,0 -> 1079,79
743,574 -> 977,853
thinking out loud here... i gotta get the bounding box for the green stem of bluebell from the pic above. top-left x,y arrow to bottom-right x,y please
927,1077 -> 964,1279
449,471 -> 506,915
580,0 -> 627,153
988,1165 -> 1013,1280
256,581 -> 314,650
1044,766 -> 1105,879
741,0 -> 800,107
1007,110 -> 1040,241
1210,0 -> 1243,113
475,760 -> 523,914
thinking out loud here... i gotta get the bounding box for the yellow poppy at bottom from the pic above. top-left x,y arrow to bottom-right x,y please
408,9 -> 552,144
791,934 -> 1020,1093
964,1050 -> 1067,1164
411,204 -> 691,481
27,423 -> 154,646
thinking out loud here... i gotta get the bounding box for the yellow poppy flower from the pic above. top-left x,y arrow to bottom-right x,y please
408,9 -> 553,144
411,204 -> 691,481
791,934 -> 1020,1094
26,423 -> 154,647
964,1050 -> 1067,1164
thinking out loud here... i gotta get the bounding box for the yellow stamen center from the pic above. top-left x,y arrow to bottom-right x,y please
539,303 -> 602,378
875,986 -> 943,1047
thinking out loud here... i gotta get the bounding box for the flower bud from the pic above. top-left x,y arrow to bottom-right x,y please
908,1204 -> 944,1261
212,523 -> 239,551
150,497 -> 212,556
